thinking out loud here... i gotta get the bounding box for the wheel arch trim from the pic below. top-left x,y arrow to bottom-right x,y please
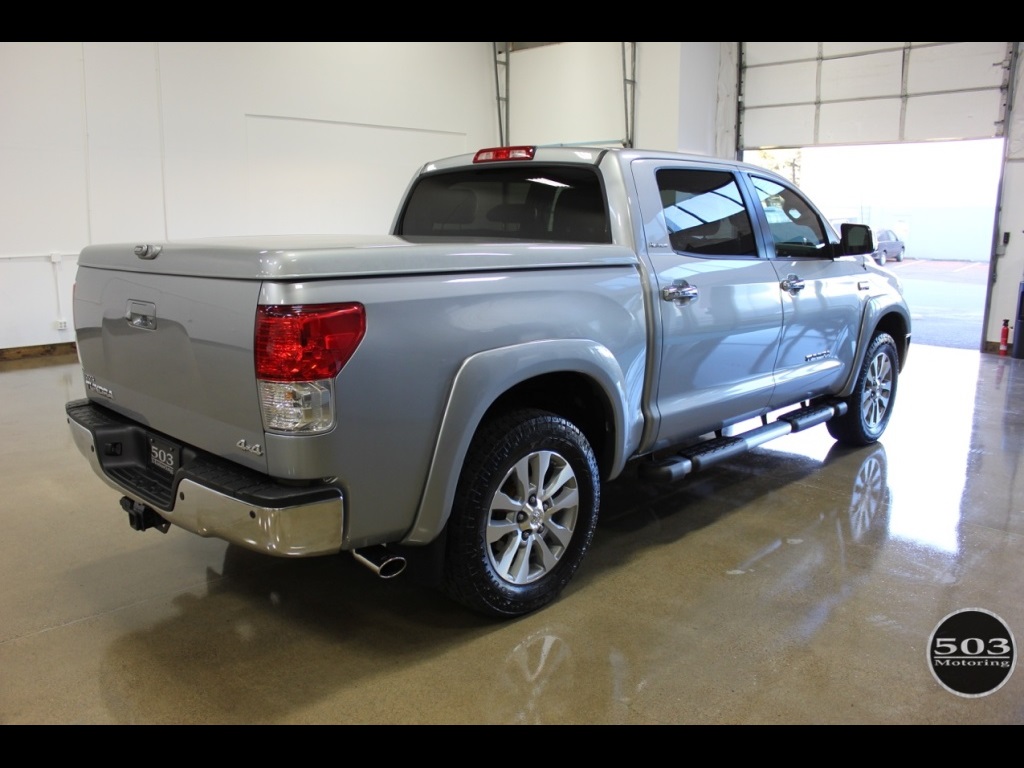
403,339 -> 635,545
838,297 -> 911,398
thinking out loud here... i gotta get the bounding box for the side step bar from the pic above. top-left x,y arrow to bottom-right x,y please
637,400 -> 848,483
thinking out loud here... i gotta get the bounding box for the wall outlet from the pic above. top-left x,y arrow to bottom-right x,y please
56,319 -> 67,330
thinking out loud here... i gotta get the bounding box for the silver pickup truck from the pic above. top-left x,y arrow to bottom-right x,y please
65,145 -> 911,618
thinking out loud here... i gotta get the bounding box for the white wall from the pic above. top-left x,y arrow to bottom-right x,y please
505,41 -> 730,154
991,163 -> 1024,344
0,41 -> 729,351
676,42 -> 730,156
0,42 -> 499,350
634,42 -> 736,157
987,46 -> 1024,347
509,42 -> 625,146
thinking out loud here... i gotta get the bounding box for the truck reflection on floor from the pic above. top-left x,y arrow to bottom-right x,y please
97,442 -> 891,723
491,442 -> 892,723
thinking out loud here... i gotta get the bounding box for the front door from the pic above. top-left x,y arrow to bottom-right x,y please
745,174 -> 868,407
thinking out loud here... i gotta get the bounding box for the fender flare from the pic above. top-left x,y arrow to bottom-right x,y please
839,295 -> 912,397
402,338 -> 636,545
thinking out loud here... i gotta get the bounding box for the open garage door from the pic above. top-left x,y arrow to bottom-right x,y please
739,42 -> 1018,353
739,42 -> 1014,149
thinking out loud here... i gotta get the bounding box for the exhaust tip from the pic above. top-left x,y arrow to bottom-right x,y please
352,545 -> 407,579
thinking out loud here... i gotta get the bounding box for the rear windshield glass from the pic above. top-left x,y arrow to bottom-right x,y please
396,165 -> 611,244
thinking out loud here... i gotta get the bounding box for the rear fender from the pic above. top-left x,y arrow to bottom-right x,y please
402,339 -> 637,545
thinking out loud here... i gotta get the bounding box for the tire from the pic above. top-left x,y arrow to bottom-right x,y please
827,332 -> 899,446
876,252 -> 887,266
443,408 -> 600,618
896,247 -> 904,263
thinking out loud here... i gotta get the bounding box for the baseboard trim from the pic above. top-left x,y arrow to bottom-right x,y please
0,340 -> 1011,361
0,342 -> 78,362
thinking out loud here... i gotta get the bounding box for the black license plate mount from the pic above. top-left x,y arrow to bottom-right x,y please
148,434 -> 180,476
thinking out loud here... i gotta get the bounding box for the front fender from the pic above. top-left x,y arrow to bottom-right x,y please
402,338 -> 637,545
839,293 -> 912,397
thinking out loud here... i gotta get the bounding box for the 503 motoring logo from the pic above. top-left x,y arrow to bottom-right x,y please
928,609 -> 1017,697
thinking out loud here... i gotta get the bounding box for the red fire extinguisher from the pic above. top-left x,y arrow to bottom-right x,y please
1000,319 -> 1010,356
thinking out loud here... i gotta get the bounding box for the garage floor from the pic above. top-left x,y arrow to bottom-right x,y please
2,344 -> 1022,724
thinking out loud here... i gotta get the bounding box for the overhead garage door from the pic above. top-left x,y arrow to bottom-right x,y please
740,42 -> 1014,150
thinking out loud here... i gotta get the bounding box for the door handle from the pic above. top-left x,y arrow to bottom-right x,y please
662,280 -> 699,304
781,274 -> 805,295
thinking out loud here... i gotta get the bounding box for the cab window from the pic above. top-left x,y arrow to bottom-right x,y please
656,169 -> 757,256
750,176 -> 829,258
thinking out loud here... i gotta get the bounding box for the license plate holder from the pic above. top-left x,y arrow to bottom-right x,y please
148,434 -> 180,476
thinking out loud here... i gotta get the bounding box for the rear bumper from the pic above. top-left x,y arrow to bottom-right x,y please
66,399 -> 345,557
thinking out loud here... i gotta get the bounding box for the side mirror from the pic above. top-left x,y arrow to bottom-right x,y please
840,223 -> 874,256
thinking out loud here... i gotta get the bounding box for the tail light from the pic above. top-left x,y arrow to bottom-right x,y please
473,146 -> 536,163
255,303 -> 366,433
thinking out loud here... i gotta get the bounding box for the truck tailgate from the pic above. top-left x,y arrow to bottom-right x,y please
73,266 -> 267,472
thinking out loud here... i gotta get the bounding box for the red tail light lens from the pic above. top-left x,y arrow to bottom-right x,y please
256,303 -> 366,381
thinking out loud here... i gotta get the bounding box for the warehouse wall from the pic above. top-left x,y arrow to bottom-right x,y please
503,41 -> 733,157
988,47 -> 1024,348
0,42 -> 498,350
0,41 -> 730,352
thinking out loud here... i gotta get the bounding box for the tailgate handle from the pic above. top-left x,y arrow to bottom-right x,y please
134,244 -> 162,260
126,300 -> 157,330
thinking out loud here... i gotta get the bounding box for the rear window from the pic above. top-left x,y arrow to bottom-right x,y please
396,165 -> 611,244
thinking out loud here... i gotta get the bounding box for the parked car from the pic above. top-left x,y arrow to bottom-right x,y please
872,229 -> 905,265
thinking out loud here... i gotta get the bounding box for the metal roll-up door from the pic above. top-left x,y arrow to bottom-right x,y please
739,42 -> 1014,150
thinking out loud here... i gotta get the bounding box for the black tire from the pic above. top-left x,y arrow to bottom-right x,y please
876,251 -> 887,266
827,332 -> 899,446
443,408 -> 600,619
896,247 -> 904,263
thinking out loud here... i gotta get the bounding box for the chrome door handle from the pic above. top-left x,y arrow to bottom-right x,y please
662,281 -> 699,304
781,274 -> 805,295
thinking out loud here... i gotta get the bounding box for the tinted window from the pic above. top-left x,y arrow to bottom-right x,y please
657,169 -> 756,256
750,176 -> 829,258
397,166 -> 610,243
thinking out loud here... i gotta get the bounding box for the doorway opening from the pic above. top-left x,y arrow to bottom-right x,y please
744,139 -> 1005,351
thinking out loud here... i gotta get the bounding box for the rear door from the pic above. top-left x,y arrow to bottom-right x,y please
632,159 -> 784,450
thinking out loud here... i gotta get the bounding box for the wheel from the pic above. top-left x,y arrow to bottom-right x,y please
876,251 -> 887,266
896,247 -> 904,262
443,408 -> 600,618
827,332 -> 899,446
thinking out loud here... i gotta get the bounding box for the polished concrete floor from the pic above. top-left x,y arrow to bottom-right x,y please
2,344 -> 1023,724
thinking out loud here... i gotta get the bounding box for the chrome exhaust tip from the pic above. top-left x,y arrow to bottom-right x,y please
352,545 -> 407,579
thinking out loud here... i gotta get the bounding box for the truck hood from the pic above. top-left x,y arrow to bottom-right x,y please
79,234 -> 638,280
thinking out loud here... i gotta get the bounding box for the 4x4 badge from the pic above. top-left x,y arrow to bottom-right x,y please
236,439 -> 263,456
